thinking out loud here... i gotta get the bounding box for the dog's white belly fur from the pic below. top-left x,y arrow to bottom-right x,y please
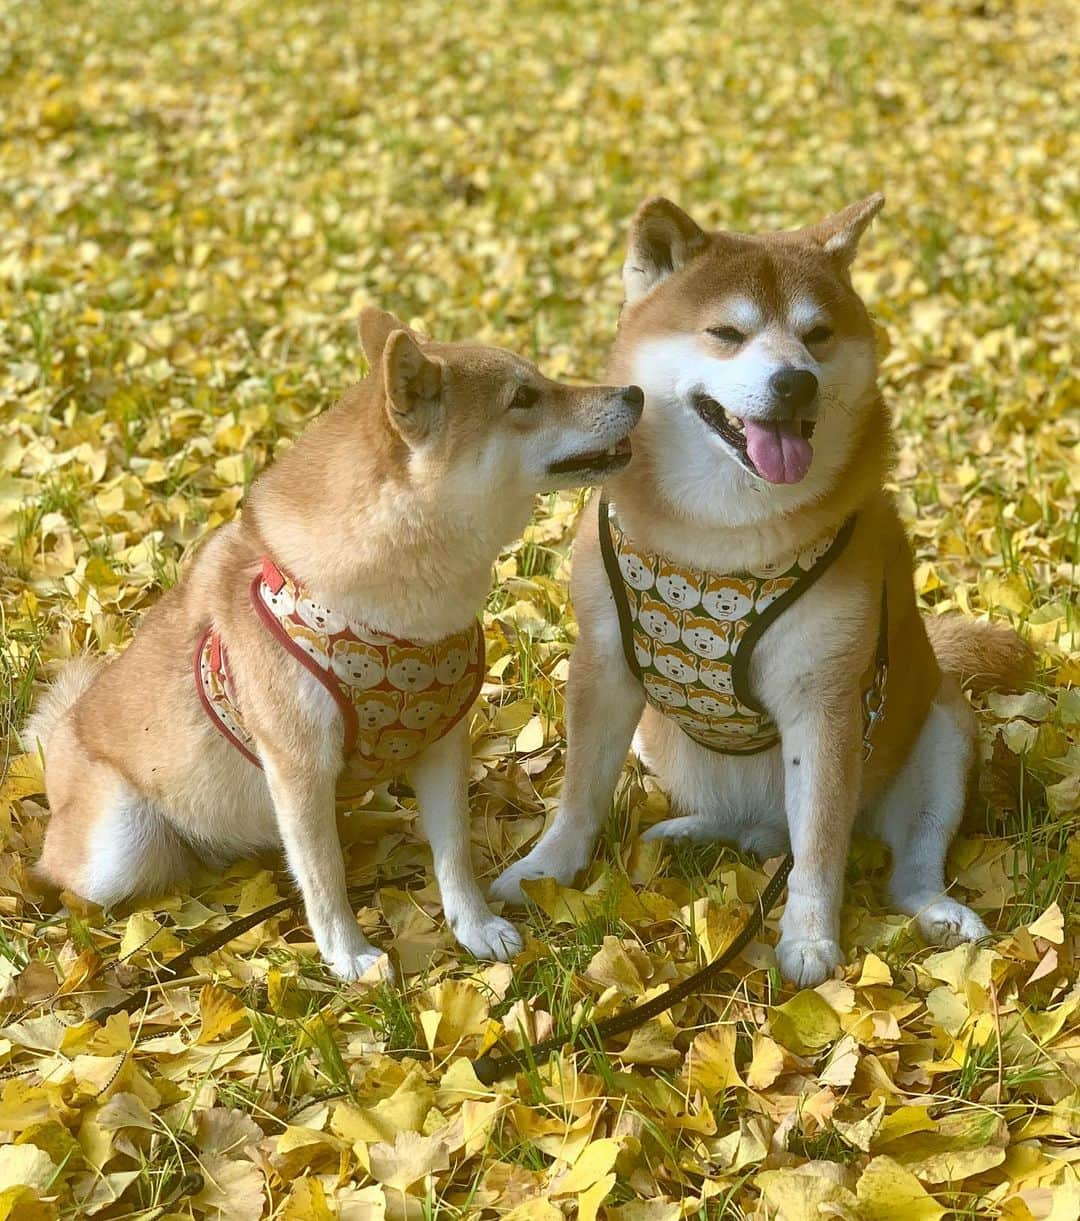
636,707 -> 791,858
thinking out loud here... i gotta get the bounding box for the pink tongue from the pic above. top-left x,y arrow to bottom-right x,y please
744,420 -> 813,484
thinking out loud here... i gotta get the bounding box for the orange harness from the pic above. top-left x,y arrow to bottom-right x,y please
196,558 -> 484,787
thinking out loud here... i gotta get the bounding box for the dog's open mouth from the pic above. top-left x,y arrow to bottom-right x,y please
691,392 -> 816,485
548,434 -> 632,477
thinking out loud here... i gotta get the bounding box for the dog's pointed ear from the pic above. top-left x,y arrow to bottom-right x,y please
358,307 -> 409,366
382,329 -> 443,444
623,197 -> 708,305
803,194 -> 884,269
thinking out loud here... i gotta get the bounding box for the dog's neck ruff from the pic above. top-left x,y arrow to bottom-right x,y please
599,496 -> 862,756
196,557 -> 483,790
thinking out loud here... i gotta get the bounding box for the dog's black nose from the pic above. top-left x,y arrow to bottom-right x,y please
769,368 -> 818,411
621,385 -> 645,415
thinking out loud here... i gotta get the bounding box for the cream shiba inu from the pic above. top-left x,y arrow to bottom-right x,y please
493,196 -> 1032,986
24,308 -> 642,979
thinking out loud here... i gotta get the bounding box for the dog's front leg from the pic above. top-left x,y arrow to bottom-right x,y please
262,755 -> 387,981
491,639 -> 645,903
410,719 -> 523,961
774,687 -> 863,987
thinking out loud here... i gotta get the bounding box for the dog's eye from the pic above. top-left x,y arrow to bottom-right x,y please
804,325 -> 834,344
510,385 -> 540,410
707,326 -> 745,345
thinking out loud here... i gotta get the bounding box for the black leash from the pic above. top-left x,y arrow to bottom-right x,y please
471,852 -> 794,1085
87,895 -> 297,1024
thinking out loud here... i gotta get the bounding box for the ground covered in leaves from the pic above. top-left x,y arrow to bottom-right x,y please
1,0 -> 1078,1218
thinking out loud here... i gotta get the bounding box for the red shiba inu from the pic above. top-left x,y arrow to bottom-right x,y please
493,197 -> 1031,986
24,308 -> 642,979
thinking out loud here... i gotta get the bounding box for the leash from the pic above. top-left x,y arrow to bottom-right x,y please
472,852 -> 794,1084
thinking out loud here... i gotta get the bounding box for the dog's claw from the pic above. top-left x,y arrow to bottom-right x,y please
776,936 -> 844,987
916,899 -> 989,947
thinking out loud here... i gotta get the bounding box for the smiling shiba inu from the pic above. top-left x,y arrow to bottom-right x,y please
24,307 -> 642,979
493,197 -> 1032,986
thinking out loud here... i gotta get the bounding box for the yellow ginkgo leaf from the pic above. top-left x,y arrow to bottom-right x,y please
553,1138 -> 620,1196
197,984 -> 247,1044
769,990 -> 842,1055
856,1155 -> 946,1221
683,1024 -> 743,1096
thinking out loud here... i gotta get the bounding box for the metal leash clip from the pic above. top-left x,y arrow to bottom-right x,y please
862,662 -> 888,760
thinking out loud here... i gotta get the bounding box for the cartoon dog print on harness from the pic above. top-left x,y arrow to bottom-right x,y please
681,615 -> 732,660
701,575 -> 755,621
599,497 -> 856,756
636,595 -> 681,644
197,557 -> 483,787
653,643 -> 698,685
330,638 -> 385,689
655,559 -> 701,610
618,543 -> 654,592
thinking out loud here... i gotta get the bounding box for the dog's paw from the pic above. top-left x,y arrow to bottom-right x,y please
641,815 -> 715,843
776,936 -> 844,987
917,899 -> 989,947
327,945 -> 393,984
641,815 -> 789,860
490,842 -> 583,905
454,912 -> 523,962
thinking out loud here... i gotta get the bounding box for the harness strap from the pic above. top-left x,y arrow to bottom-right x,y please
248,569 -> 362,756
597,494 -> 645,683
727,515 -> 856,715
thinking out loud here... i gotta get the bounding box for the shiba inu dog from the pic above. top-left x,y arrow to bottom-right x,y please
493,197 -> 1032,986
24,308 -> 643,979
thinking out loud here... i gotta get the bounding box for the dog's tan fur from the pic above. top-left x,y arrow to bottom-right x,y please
25,309 -> 642,978
493,198 -> 1032,985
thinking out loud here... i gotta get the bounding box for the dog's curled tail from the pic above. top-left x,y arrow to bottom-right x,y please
21,655 -> 103,756
924,614 -> 1035,695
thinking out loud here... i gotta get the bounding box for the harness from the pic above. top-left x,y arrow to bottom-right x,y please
598,496 -> 888,757
196,558 -> 484,788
